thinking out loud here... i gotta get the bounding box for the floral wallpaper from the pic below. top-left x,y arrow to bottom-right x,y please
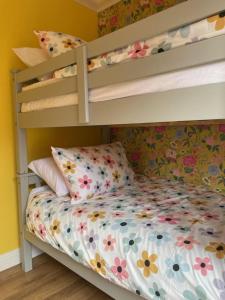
111,125 -> 225,194
99,0 -> 225,194
98,0 -> 185,36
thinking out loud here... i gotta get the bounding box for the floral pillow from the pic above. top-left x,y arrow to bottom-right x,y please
51,142 -> 134,201
34,30 -> 85,58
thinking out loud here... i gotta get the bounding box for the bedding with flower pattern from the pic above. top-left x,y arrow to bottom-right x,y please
26,176 -> 225,300
34,30 -> 85,58
52,142 -> 134,201
54,11 -> 225,79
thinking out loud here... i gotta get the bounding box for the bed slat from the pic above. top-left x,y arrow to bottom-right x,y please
17,76 -> 77,103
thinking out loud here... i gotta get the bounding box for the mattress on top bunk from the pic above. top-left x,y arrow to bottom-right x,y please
21,61 -> 225,112
26,175 -> 225,300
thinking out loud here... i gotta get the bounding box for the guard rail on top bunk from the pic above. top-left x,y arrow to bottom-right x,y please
13,0 -> 225,128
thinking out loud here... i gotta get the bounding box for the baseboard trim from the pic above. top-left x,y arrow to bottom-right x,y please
0,247 -> 42,272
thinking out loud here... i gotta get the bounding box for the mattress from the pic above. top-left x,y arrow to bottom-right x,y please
21,61 -> 225,112
26,176 -> 225,300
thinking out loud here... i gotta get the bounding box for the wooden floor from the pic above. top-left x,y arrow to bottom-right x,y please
0,254 -> 113,300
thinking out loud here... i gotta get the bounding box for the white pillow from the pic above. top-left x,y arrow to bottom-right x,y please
28,157 -> 69,197
12,48 -> 51,80
12,48 -> 49,66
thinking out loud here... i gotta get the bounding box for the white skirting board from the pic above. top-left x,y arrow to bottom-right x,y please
0,246 -> 42,272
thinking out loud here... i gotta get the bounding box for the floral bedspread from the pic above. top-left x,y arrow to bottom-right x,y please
26,176 -> 225,300
54,12 -> 225,79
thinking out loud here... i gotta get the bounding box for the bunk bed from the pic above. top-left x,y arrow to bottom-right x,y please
13,0 -> 225,299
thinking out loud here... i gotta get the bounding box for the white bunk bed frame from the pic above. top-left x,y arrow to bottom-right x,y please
13,1 -> 225,299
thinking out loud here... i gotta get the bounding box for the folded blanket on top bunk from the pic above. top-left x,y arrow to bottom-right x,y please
26,176 -> 225,300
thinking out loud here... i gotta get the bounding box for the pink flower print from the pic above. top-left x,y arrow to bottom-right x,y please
193,257 -> 213,276
176,236 -> 198,250
110,15 -> 118,26
73,207 -> 87,217
155,126 -> 166,133
154,0 -> 164,6
219,124 -> 225,133
172,169 -> 180,177
80,147 -> 89,154
78,175 -> 92,189
77,222 -> 87,234
131,151 -> 140,161
103,234 -> 116,251
38,32 -> 50,46
112,212 -> 125,218
202,212 -> 219,221
104,180 -> 111,189
128,42 -> 149,58
183,155 -> 197,167
158,215 -> 179,225
205,136 -> 215,145
38,224 -> 46,238
111,128 -> 119,134
111,257 -> 128,281
71,191 -> 81,201
128,42 -> 149,59
103,155 -> 115,169
91,155 -> 99,164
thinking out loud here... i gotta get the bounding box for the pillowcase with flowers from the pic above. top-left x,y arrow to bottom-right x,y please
34,30 -> 85,58
51,142 -> 134,201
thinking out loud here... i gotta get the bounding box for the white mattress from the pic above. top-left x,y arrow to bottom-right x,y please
21,61 -> 225,113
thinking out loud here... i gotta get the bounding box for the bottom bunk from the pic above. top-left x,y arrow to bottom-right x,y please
26,175 -> 225,300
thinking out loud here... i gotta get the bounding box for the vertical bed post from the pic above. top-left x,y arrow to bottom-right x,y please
12,70 -> 32,272
76,45 -> 89,124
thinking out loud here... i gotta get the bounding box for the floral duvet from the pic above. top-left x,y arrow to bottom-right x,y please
26,176 -> 225,300
54,12 -> 225,79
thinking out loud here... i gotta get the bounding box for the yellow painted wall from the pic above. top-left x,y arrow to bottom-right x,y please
0,0 -> 100,254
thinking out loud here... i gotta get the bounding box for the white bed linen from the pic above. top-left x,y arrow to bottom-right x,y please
21,61 -> 225,113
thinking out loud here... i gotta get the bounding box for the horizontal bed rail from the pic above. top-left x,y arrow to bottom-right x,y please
16,50 -> 77,83
17,34 -> 225,103
18,83 -> 225,128
17,76 -> 77,103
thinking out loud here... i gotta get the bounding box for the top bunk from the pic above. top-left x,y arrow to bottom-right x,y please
13,0 -> 225,128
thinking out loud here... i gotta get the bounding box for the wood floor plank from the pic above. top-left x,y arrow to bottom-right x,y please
0,254 -> 112,300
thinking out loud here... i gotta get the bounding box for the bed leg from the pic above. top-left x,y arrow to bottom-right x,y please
13,71 -> 33,272
20,239 -> 32,272
18,176 -> 33,272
